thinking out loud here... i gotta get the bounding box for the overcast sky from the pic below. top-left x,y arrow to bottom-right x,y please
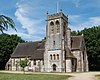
0,0 -> 100,41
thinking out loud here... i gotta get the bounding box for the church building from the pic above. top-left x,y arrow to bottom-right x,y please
6,11 -> 89,72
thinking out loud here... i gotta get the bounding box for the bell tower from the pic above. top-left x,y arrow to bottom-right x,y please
44,11 -> 68,72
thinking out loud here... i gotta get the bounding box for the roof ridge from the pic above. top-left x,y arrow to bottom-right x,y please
71,35 -> 83,37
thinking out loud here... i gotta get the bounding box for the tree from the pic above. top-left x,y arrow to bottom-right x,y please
71,31 -> 78,36
19,58 -> 28,74
0,15 -> 16,33
0,34 -> 25,70
81,26 -> 100,71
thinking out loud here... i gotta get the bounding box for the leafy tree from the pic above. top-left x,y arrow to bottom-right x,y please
0,34 -> 25,70
82,26 -> 100,71
71,31 -> 78,36
0,15 -> 16,33
19,58 -> 28,74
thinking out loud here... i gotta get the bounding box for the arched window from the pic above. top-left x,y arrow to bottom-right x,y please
57,54 -> 59,60
50,55 -> 52,60
50,21 -> 54,34
53,54 -> 56,60
56,20 -> 60,33
53,41 -> 55,45
34,60 -> 36,65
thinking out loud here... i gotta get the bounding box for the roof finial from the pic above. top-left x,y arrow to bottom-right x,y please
60,9 -> 62,12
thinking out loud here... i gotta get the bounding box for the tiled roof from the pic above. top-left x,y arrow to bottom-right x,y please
11,35 -> 84,59
71,36 -> 83,50
11,41 -> 45,60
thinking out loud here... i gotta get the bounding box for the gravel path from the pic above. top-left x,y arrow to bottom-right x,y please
68,72 -> 100,80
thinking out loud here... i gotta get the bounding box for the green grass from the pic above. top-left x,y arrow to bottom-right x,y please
0,72 -> 69,80
96,75 -> 100,80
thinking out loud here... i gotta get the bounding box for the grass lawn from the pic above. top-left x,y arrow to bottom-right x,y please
96,75 -> 100,80
0,72 -> 69,80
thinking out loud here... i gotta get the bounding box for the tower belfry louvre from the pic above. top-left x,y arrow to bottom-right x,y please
6,11 -> 89,72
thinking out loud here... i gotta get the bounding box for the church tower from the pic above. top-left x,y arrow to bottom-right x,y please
44,11 -> 68,72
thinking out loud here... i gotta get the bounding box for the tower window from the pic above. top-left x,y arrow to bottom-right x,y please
56,20 -> 59,25
53,54 -> 56,60
56,20 -> 60,33
50,21 -> 54,34
57,54 -> 59,60
53,41 -> 55,45
50,55 -> 52,60
50,21 -> 54,26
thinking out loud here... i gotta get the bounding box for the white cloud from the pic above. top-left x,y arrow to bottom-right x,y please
68,14 -> 81,30
14,2 -> 46,41
69,15 -> 80,21
5,28 -> 43,41
73,0 -> 80,7
15,2 -> 100,40
69,16 -> 100,31
80,16 -> 100,28
61,0 -> 80,7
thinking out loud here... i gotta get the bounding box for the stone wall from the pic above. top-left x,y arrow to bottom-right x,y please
6,58 -> 44,72
71,50 -> 88,72
66,59 -> 72,72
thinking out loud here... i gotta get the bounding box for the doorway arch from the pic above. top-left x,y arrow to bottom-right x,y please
52,64 -> 57,71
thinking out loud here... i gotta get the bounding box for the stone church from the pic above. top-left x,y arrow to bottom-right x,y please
6,12 -> 88,72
